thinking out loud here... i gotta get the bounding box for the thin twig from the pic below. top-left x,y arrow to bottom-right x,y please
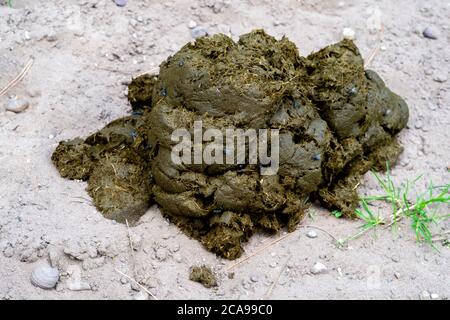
114,269 -> 158,300
226,225 -> 339,271
125,219 -> 146,299
341,224 -> 380,245
304,225 -> 341,244
364,25 -> 385,68
431,237 -> 449,243
434,230 -> 450,236
226,232 -> 294,271
125,219 -> 135,252
264,255 -> 291,299
70,200 -> 88,204
70,196 -> 93,205
431,230 -> 450,240
0,58 -> 34,97
384,215 -> 404,229
134,67 -> 159,78
364,47 -> 380,68
384,204 -> 417,229
70,196 -> 92,202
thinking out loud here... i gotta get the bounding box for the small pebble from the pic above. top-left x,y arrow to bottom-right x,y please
46,32 -> 58,42
273,20 -> 282,26
366,8 -> 382,34
188,20 -> 197,29
391,255 -> 400,263
114,0 -> 128,7
155,248 -> 167,261
342,27 -> 356,40
74,29 -> 84,37
174,253 -> 182,263
48,249 -> 60,268
414,120 -> 423,129
420,290 -> 430,299
130,282 -> 140,291
3,245 -> 14,258
191,26 -> 208,39
6,97 -> 30,113
433,74 -> 448,83
242,280 -> 251,290
306,230 -> 318,238
250,275 -> 259,283
169,243 -> 180,253
424,68 -> 434,76
394,272 -> 401,279
134,291 -> 148,300
130,234 -> 142,251
26,88 -> 41,98
162,233 -> 172,240
430,293 -> 439,299
423,27 -> 437,40
311,262 -> 327,274
67,281 -> 91,291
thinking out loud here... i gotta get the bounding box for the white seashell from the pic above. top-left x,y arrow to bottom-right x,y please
30,265 -> 59,289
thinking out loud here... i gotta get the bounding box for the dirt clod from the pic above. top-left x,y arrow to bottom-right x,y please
189,265 -> 218,288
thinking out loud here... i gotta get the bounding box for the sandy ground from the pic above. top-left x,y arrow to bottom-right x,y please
0,0 -> 449,300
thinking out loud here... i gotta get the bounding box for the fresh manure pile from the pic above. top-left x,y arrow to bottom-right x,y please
52,30 -> 409,259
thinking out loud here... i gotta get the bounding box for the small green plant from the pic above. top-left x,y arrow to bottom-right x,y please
7,0 -> 12,7
339,163 -> 449,248
337,199 -> 385,246
331,210 -> 343,218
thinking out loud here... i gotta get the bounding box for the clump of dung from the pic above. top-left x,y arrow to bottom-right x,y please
189,265 -> 218,288
52,30 -> 409,259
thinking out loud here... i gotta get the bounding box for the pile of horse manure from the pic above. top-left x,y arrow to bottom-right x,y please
52,30 -> 409,259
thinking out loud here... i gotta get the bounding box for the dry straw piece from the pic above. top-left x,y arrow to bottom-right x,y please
0,58 -> 34,97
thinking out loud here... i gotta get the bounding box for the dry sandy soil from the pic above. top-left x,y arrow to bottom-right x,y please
0,0 -> 449,300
